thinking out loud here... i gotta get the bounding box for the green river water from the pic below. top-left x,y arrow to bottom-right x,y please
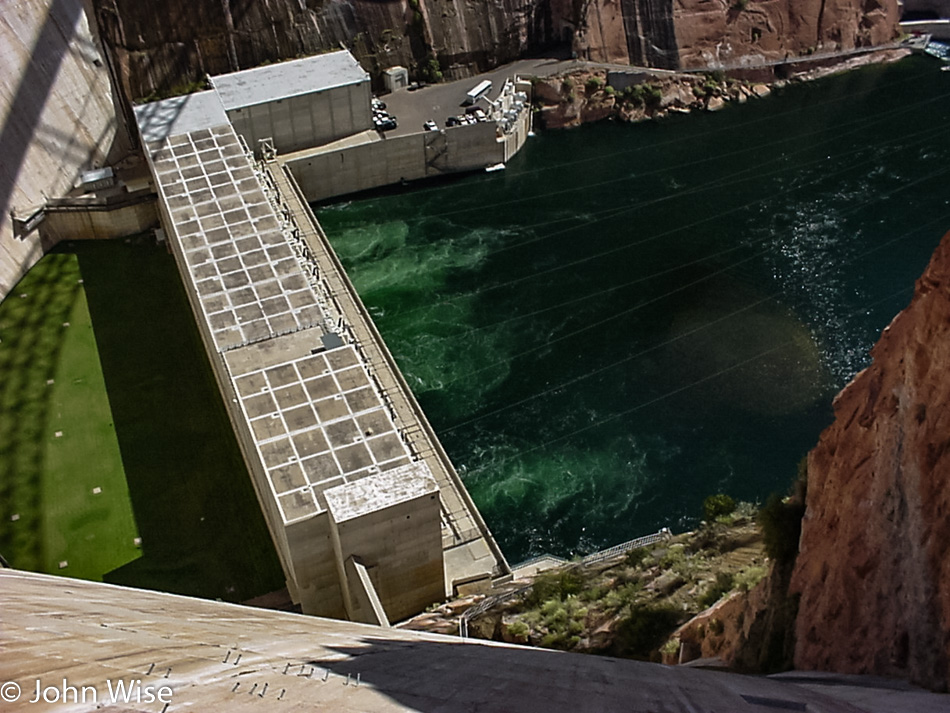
318,56 -> 950,563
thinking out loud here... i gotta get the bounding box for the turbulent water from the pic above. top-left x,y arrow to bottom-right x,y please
318,57 -> 950,563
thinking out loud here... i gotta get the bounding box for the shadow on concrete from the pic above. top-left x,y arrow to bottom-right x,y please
0,0 -> 84,221
303,634 -> 894,712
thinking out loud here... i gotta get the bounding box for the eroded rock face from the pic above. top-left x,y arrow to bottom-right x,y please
93,0 -> 899,102
790,230 -> 950,692
671,0 -> 899,70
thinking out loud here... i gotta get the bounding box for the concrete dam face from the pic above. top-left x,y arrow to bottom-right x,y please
0,0 -> 125,299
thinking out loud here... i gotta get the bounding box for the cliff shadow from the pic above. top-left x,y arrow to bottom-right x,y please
71,236 -> 284,602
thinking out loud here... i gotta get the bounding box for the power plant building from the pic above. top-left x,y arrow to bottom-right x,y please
210,51 -> 373,156
134,50 -> 509,623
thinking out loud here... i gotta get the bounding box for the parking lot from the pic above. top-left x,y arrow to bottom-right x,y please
377,58 -> 570,137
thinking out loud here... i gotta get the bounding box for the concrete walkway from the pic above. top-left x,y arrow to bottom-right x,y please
266,160 -> 510,591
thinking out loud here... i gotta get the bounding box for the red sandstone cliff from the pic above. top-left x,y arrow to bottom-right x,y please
670,0 -> 899,70
790,230 -> 950,692
92,0 -> 899,102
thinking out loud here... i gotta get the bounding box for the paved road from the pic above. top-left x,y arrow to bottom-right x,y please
379,58 -> 582,136
378,57 -> 678,136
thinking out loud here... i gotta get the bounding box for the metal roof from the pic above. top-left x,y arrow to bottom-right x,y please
210,50 -> 369,111
133,90 -> 229,144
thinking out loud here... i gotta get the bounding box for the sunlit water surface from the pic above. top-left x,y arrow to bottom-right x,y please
318,57 -> 950,562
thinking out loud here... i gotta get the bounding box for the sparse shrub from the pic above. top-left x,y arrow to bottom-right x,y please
614,603 -> 682,660
708,617 -> 725,635
625,547 -> 649,567
703,493 -> 737,522
507,619 -> 530,639
623,83 -> 661,108
660,636 -> 681,657
734,564 -> 767,592
540,598 -> 565,620
581,584 -> 609,601
422,56 -> 443,82
698,571 -> 735,609
525,569 -> 585,607
658,546 -> 685,569
585,76 -> 603,93
541,632 -> 580,649
604,85 -> 616,96
603,581 -> 643,611
758,493 -> 805,565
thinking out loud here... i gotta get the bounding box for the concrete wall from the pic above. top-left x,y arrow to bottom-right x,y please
41,193 -> 157,241
228,82 -> 373,157
285,513 -> 346,618
0,0 -> 125,299
288,133 -> 425,201
286,121 -> 507,203
901,19 -> 950,37
329,490 -> 444,623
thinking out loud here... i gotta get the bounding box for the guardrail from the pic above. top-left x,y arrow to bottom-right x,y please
459,528 -> 673,637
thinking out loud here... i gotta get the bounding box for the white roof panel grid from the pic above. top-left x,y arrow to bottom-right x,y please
210,50 -> 369,111
150,126 -> 326,352
228,345 -> 413,524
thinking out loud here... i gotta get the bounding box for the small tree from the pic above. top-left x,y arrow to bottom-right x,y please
703,493 -> 737,522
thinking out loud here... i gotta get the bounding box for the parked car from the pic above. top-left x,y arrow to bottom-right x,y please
445,116 -> 462,127
372,98 -> 387,111
423,120 -> 438,131
375,116 -> 397,131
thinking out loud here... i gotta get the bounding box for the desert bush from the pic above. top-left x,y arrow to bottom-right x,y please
525,569 -> 585,607
698,571 -> 735,609
734,564 -> 767,592
615,603 -> 682,660
703,493 -> 737,522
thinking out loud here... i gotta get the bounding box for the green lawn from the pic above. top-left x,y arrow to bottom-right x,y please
0,238 -> 284,602
0,253 -> 140,579
70,237 -> 284,602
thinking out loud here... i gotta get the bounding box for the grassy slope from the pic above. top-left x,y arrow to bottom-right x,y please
0,253 -> 139,579
70,237 -> 284,601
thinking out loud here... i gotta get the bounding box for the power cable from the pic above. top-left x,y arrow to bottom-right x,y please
441,211 -> 950,434
457,284 -> 916,481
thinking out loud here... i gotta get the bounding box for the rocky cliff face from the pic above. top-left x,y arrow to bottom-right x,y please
93,0 -> 899,101
670,0 -> 899,70
790,230 -> 950,692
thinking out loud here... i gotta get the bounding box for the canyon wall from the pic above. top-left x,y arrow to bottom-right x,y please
791,230 -> 950,692
670,0 -> 899,70
0,0 -> 124,300
92,0 -> 899,101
